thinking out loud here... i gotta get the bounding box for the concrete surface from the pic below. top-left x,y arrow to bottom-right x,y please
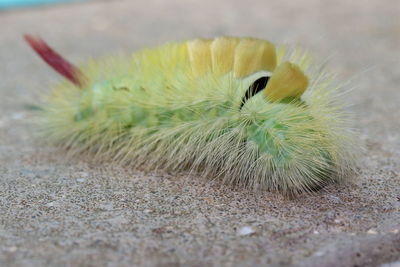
0,0 -> 399,266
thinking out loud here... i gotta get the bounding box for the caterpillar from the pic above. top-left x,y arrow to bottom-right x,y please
25,35 -> 358,196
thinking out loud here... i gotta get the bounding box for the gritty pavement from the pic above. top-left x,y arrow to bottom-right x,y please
0,0 -> 399,266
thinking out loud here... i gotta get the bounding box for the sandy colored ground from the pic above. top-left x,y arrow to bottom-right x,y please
0,0 -> 399,266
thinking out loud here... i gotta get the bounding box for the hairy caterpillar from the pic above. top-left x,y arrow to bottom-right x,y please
25,35 -> 358,196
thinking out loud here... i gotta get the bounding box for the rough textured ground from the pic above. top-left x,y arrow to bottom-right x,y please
0,0 -> 399,266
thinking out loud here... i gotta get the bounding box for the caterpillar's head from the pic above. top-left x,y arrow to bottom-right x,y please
187,38 -> 332,191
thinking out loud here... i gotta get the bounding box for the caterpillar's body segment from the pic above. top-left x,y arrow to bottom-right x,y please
26,35 -> 357,195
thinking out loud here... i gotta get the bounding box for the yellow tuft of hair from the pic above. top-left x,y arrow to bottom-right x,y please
264,61 -> 309,101
233,38 -> 276,77
187,37 -> 277,78
187,39 -> 213,76
211,37 -> 240,75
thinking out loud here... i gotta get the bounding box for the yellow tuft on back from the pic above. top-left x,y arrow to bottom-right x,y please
264,61 -> 309,101
187,39 -> 212,76
233,38 -> 276,77
187,37 -> 277,78
210,37 -> 240,75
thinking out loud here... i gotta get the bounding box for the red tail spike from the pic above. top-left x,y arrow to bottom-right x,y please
24,34 -> 86,88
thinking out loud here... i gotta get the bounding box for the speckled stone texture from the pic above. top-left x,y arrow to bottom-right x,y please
0,0 -> 399,266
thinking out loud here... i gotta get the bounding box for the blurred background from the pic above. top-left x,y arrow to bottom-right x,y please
0,0 -> 399,266
0,0 -> 82,9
